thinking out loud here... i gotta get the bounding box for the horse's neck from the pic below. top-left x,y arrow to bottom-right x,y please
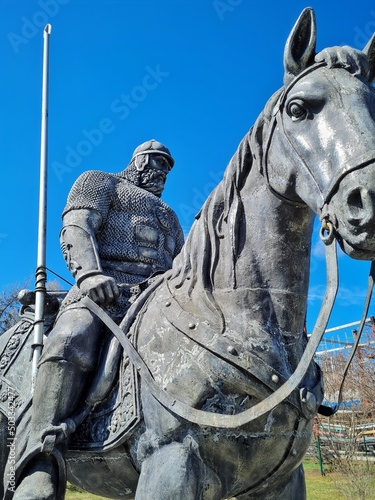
233,169 -> 314,323
212,167 -> 314,370
169,161 -> 314,371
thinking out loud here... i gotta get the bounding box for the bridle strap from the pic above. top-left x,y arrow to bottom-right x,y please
264,62 -> 375,212
262,62 -> 328,208
81,236 -> 338,428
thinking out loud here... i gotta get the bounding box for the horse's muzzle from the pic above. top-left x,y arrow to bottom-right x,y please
325,162 -> 375,259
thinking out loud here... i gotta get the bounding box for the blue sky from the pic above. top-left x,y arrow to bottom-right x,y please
1,0 -> 375,344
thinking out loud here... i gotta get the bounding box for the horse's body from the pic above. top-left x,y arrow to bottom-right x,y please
2,8 -> 375,499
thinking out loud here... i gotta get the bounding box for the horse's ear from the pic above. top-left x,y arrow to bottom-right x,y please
363,33 -> 375,84
283,8 -> 317,85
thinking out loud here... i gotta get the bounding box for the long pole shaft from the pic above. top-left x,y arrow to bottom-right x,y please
32,24 -> 52,392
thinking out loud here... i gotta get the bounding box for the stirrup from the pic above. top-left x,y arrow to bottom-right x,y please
40,418 -> 77,453
4,444 -> 67,500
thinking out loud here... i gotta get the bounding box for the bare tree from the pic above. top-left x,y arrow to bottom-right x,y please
0,282 -> 29,335
315,332 -> 375,499
0,280 -> 63,335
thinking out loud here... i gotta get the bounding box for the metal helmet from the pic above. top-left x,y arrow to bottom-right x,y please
131,139 -> 174,169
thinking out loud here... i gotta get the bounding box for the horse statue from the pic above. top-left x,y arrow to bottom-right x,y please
1,7 -> 375,499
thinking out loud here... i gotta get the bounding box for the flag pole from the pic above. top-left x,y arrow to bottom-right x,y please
32,24 -> 52,392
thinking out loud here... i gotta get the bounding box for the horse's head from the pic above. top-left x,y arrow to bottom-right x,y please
264,8 -> 375,260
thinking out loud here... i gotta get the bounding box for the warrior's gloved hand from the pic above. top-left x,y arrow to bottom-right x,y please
79,274 -> 120,305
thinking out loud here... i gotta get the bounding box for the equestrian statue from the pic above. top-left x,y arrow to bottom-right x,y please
1,7 -> 375,499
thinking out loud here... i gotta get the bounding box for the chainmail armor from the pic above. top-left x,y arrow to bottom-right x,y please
63,171 -> 183,274
62,169 -> 184,285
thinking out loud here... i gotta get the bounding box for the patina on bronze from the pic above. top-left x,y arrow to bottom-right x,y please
1,7 -> 375,500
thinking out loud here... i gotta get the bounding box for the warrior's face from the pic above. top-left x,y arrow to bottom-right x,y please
139,155 -> 171,197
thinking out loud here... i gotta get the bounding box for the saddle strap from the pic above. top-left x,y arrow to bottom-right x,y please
159,283 -> 307,416
81,238 -> 338,428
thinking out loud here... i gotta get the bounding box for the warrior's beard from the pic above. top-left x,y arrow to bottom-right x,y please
139,169 -> 166,197
121,162 -> 166,197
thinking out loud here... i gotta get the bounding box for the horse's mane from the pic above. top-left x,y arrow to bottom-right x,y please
314,46 -> 370,79
169,89 -> 283,299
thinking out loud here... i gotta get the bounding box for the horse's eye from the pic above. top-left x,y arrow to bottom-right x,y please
287,101 -> 307,120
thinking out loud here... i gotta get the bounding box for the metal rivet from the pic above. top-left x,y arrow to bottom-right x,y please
188,322 -> 195,329
271,374 -> 279,384
291,448 -> 297,457
165,301 -> 171,307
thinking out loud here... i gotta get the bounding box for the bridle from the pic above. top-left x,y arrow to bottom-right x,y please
263,61 -> 375,213
262,62 -> 327,209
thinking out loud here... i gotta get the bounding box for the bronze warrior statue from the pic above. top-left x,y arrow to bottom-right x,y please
13,140 -> 184,499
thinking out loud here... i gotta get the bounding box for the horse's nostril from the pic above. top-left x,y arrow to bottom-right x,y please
346,187 -> 374,226
347,188 -> 364,218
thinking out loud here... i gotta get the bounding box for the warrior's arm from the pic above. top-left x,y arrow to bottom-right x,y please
60,208 -> 119,304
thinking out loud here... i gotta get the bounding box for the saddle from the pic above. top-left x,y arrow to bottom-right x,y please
0,290 -> 142,453
69,342 -> 141,451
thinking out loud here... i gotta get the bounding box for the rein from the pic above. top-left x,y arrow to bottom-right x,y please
82,228 -> 340,428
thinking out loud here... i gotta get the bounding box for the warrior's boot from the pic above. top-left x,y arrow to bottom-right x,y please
13,360 -> 89,500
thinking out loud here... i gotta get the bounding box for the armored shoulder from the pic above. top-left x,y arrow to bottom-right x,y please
62,170 -> 117,218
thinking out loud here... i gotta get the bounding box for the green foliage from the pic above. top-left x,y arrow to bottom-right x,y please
66,484 -> 107,499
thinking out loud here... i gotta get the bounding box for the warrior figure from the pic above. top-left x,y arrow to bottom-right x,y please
13,140 -> 184,499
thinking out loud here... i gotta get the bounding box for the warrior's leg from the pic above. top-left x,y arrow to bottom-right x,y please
13,307 -> 103,500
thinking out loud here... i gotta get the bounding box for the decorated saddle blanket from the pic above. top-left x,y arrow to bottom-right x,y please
70,349 -> 141,452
